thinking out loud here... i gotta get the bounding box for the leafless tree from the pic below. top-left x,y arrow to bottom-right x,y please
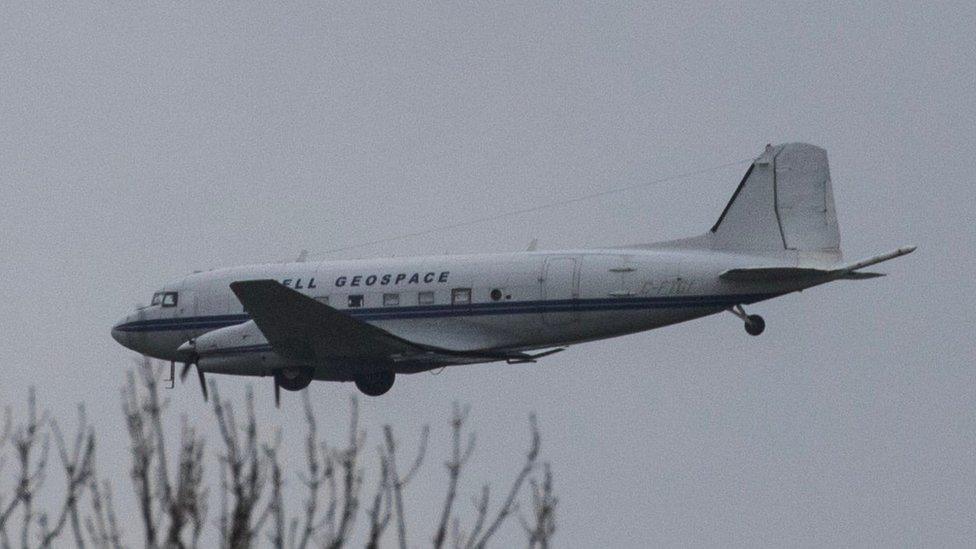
453,414 -> 542,549
122,359 -> 209,549
262,392 -> 365,549
521,463 -> 556,549
0,361 -> 557,548
364,449 -> 393,549
0,406 -> 10,475
263,440 -> 285,549
211,383 -> 267,549
433,403 -> 476,549
84,474 -> 123,549
383,422 -> 429,549
0,390 -> 104,549
0,388 -> 50,549
38,404 -> 96,548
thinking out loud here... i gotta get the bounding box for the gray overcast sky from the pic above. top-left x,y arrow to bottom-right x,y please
1,2 -> 973,546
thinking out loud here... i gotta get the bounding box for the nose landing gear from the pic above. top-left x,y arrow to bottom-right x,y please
729,305 -> 765,336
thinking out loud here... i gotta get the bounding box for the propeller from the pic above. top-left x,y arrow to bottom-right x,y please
273,376 -> 281,408
177,340 -> 207,402
197,366 -> 208,402
177,361 -> 208,402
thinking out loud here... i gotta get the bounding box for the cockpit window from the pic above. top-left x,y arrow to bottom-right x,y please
150,291 -> 178,307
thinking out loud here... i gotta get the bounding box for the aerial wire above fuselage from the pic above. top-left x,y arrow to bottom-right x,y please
311,157 -> 753,257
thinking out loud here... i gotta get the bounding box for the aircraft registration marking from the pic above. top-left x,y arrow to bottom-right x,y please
640,278 -> 694,296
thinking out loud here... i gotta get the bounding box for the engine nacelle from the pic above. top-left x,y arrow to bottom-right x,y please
180,320 -> 307,377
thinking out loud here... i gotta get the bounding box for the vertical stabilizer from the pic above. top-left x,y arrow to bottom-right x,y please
710,143 -> 841,254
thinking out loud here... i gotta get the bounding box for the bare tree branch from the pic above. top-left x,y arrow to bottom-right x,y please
141,360 -> 173,513
470,414 -> 541,549
121,367 -> 158,547
325,395 -> 363,549
384,424 -> 429,549
520,462 -> 556,549
434,403 -> 475,549
39,405 -> 96,548
212,382 -> 266,549
294,391 -> 324,549
166,419 -> 207,549
120,360 -> 210,549
84,479 -> 109,549
0,388 -> 51,549
0,406 -> 11,476
86,476 -> 123,549
218,454 -> 229,546
461,485 -> 490,549
364,450 -> 392,549
263,443 -> 284,549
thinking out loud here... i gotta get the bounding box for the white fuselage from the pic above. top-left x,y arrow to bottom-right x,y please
109,143 -> 913,393
112,247 -> 805,380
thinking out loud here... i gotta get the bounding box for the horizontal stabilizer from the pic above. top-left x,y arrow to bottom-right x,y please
721,245 -> 916,282
720,267 -> 833,282
835,271 -> 885,280
835,246 -> 916,274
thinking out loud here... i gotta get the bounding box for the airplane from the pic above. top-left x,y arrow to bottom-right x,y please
111,143 -> 915,405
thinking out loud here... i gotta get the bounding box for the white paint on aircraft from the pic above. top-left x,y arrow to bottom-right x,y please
111,143 -> 915,399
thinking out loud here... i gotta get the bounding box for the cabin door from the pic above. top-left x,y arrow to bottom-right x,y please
542,257 -> 579,325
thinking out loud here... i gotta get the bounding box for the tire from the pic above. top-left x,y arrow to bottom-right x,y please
275,368 -> 313,391
355,371 -> 395,397
745,314 -> 765,336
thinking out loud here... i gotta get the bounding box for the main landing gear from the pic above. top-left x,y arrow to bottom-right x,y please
729,305 -> 765,336
275,368 -> 313,391
271,368 -> 314,408
355,371 -> 395,397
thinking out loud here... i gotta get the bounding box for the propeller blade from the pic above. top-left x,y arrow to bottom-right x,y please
180,362 -> 192,382
274,378 -> 281,409
197,367 -> 208,402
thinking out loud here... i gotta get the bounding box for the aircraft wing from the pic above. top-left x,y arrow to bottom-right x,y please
229,280 -> 563,364
230,280 -> 422,360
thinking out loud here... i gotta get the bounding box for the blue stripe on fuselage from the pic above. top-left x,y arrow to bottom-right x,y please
114,293 -> 777,333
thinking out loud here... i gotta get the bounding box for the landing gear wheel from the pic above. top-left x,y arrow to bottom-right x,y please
744,314 -> 765,336
275,368 -> 313,391
355,371 -> 395,397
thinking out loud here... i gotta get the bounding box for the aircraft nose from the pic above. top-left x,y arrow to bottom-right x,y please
111,316 -> 131,347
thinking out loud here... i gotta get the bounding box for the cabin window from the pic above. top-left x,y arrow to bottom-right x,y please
383,293 -> 400,307
451,288 -> 472,305
418,291 -> 435,306
161,292 -> 178,307
348,295 -> 364,308
151,292 -> 162,306
490,289 -> 503,301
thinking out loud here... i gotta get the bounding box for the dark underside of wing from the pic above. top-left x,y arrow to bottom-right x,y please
229,280 -> 562,364
230,280 -> 422,360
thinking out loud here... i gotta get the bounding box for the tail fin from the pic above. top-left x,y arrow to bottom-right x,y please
710,143 -> 840,254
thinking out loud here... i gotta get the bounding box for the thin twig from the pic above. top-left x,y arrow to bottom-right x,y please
433,403 -> 475,549
470,414 -> 541,549
383,424 -> 429,549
